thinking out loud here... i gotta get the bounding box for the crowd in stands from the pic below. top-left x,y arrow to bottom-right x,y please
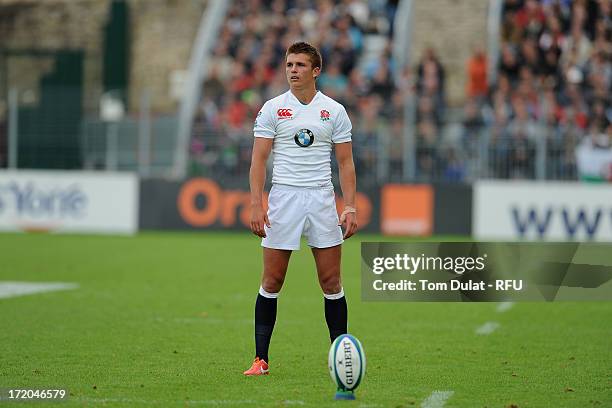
190,0 -> 402,183
190,0 -> 611,183
463,0 -> 611,181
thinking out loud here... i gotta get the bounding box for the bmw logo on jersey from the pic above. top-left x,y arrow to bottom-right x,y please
294,128 -> 315,147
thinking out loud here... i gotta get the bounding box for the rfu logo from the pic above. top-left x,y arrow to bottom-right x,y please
277,108 -> 293,119
320,109 -> 330,122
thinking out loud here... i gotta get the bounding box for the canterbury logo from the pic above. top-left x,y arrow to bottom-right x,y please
277,108 -> 293,118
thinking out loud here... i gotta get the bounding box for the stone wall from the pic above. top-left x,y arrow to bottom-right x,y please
410,0 -> 489,106
0,0 -> 109,111
0,0 -> 206,114
128,0 -> 205,114
1,0 -> 487,111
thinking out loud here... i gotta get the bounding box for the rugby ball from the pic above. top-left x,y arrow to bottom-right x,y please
328,334 -> 365,391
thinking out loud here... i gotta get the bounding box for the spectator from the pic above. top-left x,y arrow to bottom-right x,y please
508,135 -> 536,179
333,29 -> 359,76
519,38 -> 541,75
443,149 -> 466,182
560,24 -> 592,69
369,58 -> 395,99
515,0 -> 546,38
538,15 -> 565,54
203,64 -> 225,105
225,92 -> 250,130
462,98 -> 486,153
417,95 -> 440,126
466,46 -> 488,100
318,60 -> 349,100
416,47 -> 445,103
499,44 -> 521,83
576,125 -> 612,181
353,95 -> 382,177
416,119 -> 439,181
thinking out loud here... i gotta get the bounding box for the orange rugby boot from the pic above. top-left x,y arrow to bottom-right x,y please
243,357 -> 269,376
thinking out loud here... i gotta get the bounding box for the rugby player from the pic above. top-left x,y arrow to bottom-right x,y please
244,41 -> 357,376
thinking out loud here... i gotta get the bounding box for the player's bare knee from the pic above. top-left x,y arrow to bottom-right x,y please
262,276 -> 284,293
319,275 -> 341,295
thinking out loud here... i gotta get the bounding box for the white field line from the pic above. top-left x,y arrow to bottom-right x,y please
0,281 -> 79,299
78,397 -> 159,405
475,321 -> 500,335
79,398 -> 311,406
420,391 -> 454,408
185,400 -> 259,405
496,302 -> 515,313
79,397 -> 260,405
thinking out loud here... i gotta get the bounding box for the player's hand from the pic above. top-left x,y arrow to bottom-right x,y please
250,204 -> 270,238
339,207 -> 357,239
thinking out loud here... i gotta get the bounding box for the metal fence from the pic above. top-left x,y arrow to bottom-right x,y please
410,121 -> 579,183
186,114 -> 585,187
1,87 -> 179,177
1,87 -> 598,184
81,116 -> 178,176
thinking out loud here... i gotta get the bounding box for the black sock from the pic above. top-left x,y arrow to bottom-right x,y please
254,293 -> 277,362
324,295 -> 347,343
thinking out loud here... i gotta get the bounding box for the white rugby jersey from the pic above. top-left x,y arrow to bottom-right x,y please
253,90 -> 352,187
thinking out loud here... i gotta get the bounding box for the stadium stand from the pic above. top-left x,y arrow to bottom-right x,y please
189,0 -> 611,184
1,0 -> 609,183
189,0 -> 400,185
482,0 -> 611,181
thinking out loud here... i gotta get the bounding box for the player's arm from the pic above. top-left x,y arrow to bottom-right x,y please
249,137 -> 273,238
335,141 -> 358,239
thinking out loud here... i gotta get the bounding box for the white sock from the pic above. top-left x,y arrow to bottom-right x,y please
323,287 -> 344,300
259,286 -> 279,299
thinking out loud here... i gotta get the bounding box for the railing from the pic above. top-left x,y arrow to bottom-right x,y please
186,117 -> 587,186
2,86 -> 604,183
81,116 -> 178,176
1,86 -> 179,176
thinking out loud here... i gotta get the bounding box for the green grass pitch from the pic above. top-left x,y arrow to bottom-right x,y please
0,232 -> 610,407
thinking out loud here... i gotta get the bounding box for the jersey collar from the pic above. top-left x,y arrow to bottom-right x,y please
289,90 -> 320,106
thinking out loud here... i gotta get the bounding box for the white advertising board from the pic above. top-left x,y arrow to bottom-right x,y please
474,181 -> 612,241
0,171 -> 138,234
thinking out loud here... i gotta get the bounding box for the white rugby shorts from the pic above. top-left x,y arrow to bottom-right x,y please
262,184 -> 343,250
